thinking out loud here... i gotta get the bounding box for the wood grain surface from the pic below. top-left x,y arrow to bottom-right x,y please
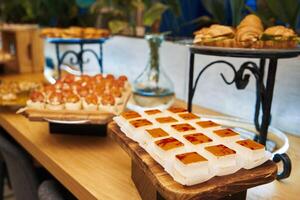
1,73 -> 300,200
108,122 -> 277,200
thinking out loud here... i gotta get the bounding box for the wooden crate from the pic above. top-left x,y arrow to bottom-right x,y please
1,25 -> 44,73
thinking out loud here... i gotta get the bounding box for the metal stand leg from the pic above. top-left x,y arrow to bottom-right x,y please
99,44 -> 103,73
188,53 -> 195,112
79,43 -> 84,74
259,58 -> 278,145
55,44 -> 61,78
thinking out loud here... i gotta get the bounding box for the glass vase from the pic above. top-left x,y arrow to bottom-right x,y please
133,34 -> 174,108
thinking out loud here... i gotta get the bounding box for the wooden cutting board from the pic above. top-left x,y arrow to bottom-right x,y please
107,122 -> 277,200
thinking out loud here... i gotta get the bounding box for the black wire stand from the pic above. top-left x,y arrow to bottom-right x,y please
47,38 -> 108,77
188,45 -> 300,180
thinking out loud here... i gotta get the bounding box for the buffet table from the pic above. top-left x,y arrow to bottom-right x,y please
0,73 -> 300,199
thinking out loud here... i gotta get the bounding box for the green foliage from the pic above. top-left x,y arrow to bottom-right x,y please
91,0 -> 181,34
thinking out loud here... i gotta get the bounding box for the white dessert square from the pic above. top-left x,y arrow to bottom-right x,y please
177,113 -> 200,122
203,144 -> 239,176
182,133 -> 214,150
210,128 -> 241,143
147,137 -> 185,166
171,152 -> 212,185
233,139 -> 271,169
170,123 -> 197,135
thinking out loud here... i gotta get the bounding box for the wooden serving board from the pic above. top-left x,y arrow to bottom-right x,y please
108,122 -> 277,200
18,90 -> 131,124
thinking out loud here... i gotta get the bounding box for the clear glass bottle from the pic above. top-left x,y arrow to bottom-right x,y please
133,34 -> 174,107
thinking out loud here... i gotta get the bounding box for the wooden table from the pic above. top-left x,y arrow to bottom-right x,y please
0,73 -> 300,199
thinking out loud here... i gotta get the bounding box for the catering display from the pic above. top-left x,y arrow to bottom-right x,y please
113,107 -> 271,186
18,73 -> 131,124
40,27 -> 110,39
193,14 -> 299,49
0,81 -> 41,106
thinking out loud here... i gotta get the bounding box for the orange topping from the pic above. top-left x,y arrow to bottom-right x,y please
94,74 -> 104,83
65,93 -> 80,103
176,152 -> 207,165
77,87 -> 90,97
80,75 -> 92,82
144,109 -> 161,115
236,139 -> 264,150
61,74 -> 75,84
213,129 -> 239,137
105,74 -> 115,80
171,123 -> 196,132
30,91 -> 45,102
111,87 -> 122,98
167,107 -> 187,113
155,116 -> 178,124
183,133 -> 213,145
146,128 -> 169,138
101,94 -> 115,106
43,85 -> 56,94
121,111 -> 141,120
48,92 -> 64,104
54,80 -> 63,90
155,137 -> 184,151
178,113 -> 199,120
205,144 -> 236,157
129,119 -> 152,128
196,120 -> 220,128
85,94 -> 98,105
118,75 -> 128,82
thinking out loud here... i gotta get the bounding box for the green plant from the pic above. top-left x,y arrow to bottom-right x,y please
91,0 -> 181,34
187,0 -> 245,28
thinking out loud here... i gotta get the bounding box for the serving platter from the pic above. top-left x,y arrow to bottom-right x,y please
108,121 -> 277,200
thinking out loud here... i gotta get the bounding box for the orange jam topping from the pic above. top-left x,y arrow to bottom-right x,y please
146,128 -> 169,138
129,119 -> 152,128
167,107 -> 187,113
183,133 -> 213,145
171,123 -> 196,132
155,137 -> 184,151
213,129 -> 239,137
236,139 -> 264,150
205,144 -> 236,157
155,116 -> 178,124
144,109 -> 162,115
196,120 -> 220,128
176,152 -> 207,165
178,113 -> 199,120
121,111 -> 141,120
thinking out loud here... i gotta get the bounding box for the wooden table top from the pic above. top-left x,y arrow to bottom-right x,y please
0,73 -> 300,199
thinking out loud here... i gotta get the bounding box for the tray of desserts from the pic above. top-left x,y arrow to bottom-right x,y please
18,73 -> 131,124
193,14 -> 300,50
0,81 -> 41,107
113,107 -> 273,186
40,27 -> 110,40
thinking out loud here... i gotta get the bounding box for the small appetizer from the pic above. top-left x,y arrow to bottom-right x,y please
61,74 -> 76,84
183,133 -> 213,149
43,85 -> 56,98
64,93 -> 81,111
167,107 -> 187,114
177,113 -> 200,121
143,127 -> 170,144
173,152 -> 211,185
149,137 -> 185,165
196,120 -> 220,129
99,94 -> 116,113
212,128 -> 240,143
171,123 -> 196,134
144,109 -> 162,116
155,116 -> 178,124
27,91 -> 45,109
129,118 -> 153,129
204,144 -> 238,176
120,111 -> 141,120
110,87 -> 123,104
261,26 -> 298,48
82,94 -> 98,111
232,139 -> 271,169
77,86 -> 90,98
46,92 -> 64,110
94,74 -> 104,83
193,24 -> 235,47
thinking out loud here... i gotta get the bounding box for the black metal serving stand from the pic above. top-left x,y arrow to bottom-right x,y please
187,45 -> 300,180
47,37 -> 108,77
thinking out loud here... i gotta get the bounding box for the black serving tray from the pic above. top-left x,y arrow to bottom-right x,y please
49,122 -> 107,136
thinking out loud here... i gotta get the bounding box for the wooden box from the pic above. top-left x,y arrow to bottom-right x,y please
1,24 -> 44,73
